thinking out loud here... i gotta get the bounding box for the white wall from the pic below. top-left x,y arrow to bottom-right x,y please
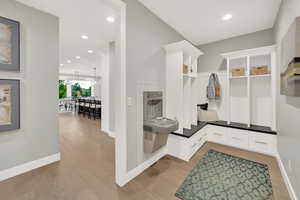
101,51 -> 110,134
100,41 -> 117,136
93,80 -> 101,99
0,0 -> 59,170
66,83 -> 72,97
274,0 -> 300,197
197,72 -> 227,121
109,42 -> 116,133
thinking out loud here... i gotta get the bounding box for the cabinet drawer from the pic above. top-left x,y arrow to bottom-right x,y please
189,140 -> 199,150
188,133 -> 205,149
196,133 -> 206,147
182,139 -> 198,161
249,132 -> 276,155
209,126 -> 227,144
200,127 -> 210,139
228,128 -> 249,149
186,137 -> 206,160
185,129 -> 205,147
185,131 -> 200,147
184,130 -> 207,160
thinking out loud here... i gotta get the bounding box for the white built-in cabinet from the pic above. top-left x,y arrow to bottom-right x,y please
167,124 -> 277,162
222,45 -> 277,130
166,45 -> 278,162
164,40 -> 203,134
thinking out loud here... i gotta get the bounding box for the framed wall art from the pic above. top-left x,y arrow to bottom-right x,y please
0,79 -> 20,132
280,17 -> 300,97
0,16 -> 20,71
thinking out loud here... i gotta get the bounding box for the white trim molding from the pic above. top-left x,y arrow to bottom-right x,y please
197,71 -> 227,77
108,131 -> 115,138
120,148 -> 167,186
276,153 -> 298,200
101,128 -> 115,138
221,45 -> 276,59
0,153 -> 61,182
113,0 -> 127,187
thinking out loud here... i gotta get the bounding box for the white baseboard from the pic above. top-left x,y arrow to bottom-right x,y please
102,128 -> 115,138
108,131 -> 115,138
0,153 -> 61,182
276,153 -> 298,200
119,148 -> 167,186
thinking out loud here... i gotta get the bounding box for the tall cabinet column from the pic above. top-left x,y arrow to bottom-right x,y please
164,40 -> 203,134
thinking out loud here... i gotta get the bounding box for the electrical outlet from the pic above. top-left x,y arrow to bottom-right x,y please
288,160 -> 292,172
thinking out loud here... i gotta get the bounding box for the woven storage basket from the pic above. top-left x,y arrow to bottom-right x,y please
231,68 -> 245,76
251,66 -> 268,75
183,64 -> 188,74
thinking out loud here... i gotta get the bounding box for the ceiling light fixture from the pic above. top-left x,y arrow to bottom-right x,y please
60,64 -> 64,67
106,16 -> 115,23
222,13 -> 233,21
81,35 -> 89,39
88,50 -> 94,54
67,60 -> 71,63
76,56 -> 81,59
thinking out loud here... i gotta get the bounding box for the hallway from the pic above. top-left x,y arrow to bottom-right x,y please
0,113 -> 118,200
0,113 -> 289,200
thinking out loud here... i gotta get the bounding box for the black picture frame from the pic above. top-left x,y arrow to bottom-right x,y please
0,16 -> 20,71
0,79 -> 20,132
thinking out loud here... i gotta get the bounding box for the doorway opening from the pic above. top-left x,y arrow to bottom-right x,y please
17,0 -> 127,186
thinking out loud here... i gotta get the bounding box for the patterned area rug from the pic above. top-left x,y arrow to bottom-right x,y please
175,150 -> 273,200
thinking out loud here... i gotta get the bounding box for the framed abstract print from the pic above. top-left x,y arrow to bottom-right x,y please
0,79 -> 20,132
280,17 -> 300,96
0,16 -> 20,71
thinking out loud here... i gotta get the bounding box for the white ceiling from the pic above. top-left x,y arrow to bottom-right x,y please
139,0 -> 282,45
17,0 -> 118,77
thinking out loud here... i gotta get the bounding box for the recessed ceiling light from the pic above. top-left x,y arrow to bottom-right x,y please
67,60 -> 71,63
88,50 -> 94,54
76,56 -> 81,59
106,16 -> 115,23
60,64 -> 64,67
222,14 -> 233,21
81,35 -> 89,40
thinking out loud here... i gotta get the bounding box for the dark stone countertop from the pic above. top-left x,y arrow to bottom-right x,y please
171,120 -> 277,139
171,121 -> 207,138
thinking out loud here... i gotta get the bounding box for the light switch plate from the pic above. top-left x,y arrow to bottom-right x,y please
127,97 -> 134,106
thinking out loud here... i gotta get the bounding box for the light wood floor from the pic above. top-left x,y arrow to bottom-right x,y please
0,113 -> 290,200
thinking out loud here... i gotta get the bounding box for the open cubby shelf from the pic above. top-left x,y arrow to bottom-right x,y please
164,40 -> 204,134
229,75 -> 248,79
250,74 -> 271,78
230,74 -> 272,79
222,45 -> 276,131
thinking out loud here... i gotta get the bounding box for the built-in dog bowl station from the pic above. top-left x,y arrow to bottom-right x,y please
143,92 -> 178,153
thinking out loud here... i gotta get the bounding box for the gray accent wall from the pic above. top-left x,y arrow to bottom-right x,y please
274,0 -> 300,197
0,0 -> 59,170
122,0 -> 184,171
197,29 -> 275,72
